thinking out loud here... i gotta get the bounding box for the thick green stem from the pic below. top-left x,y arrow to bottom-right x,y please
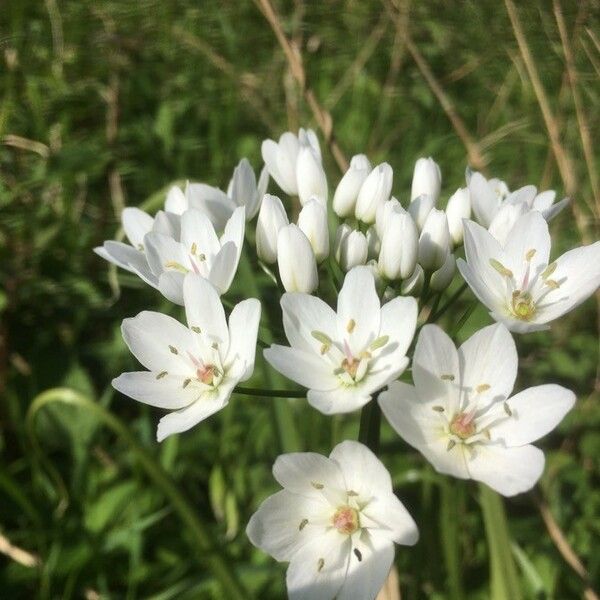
479,483 -> 522,600
440,479 -> 464,600
358,396 -> 381,454
26,388 -> 249,600
430,282 -> 468,322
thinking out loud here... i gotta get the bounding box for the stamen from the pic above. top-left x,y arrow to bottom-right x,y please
311,482 -> 324,490
525,249 -> 536,261
489,258 -> 513,278
441,374 -> 455,381
503,402 -> 512,416
447,440 -> 456,451
432,405 -> 445,412
544,279 -> 560,289
312,331 -> 332,354
317,558 -> 325,572
137,243 -> 144,251
541,262 -> 557,279
299,519 -> 308,531
332,506 -> 360,535
347,490 -> 359,497
169,345 -> 178,354
354,548 -> 363,562
191,242 -> 197,255
191,326 -> 201,334
183,378 -> 191,388
156,371 -> 168,379
346,319 -> 356,333
164,261 -> 189,274
476,383 -> 491,393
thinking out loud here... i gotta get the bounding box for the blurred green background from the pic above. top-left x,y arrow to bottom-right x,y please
1,0 -> 599,598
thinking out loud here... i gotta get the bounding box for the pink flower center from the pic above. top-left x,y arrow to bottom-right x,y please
332,506 -> 359,535
449,412 -> 476,439
197,364 -> 216,385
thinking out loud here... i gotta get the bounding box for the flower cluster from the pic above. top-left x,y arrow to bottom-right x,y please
97,126 -> 600,599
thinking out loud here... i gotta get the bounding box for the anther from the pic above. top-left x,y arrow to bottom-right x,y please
317,558 -> 325,572
311,482 -> 324,490
312,331 -> 332,353
347,490 -> 359,497
156,371 -> 168,379
432,405 -> 445,412
544,279 -> 560,289
525,249 -> 536,261
299,519 -> 308,531
503,402 -> 512,416
191,326 -> 201,333
447,440 -> 456,451
354,548 -> 363,562
541,262 -> 557,279
369,335 -> 389,350
441,374 -> 455,381
169,345 -> 178,354
476,383 -> 491,393
137,243 -> 144,251
489,258 -> 513,278
164,261 -> 189,273
346,319 -> 356,333
183,378 -> 191,388
191,242 -> 197,255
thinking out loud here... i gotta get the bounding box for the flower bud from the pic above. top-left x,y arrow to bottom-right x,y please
418,208 -> 451,271
408,194 -> 435,230
355,163 -> 393,224
277,224 -> 318,293
378,211 -> 419,281
430,253 -> 456,292
333,154 -> 371,217
401,264 -> 424,296
445,187 -> 471,246
297,146 -> 328,206
256,194 -> 289,264
375,197 -> 405,238
261,132 -> 300,196
297,199 -> 329,262
411,157 -> 441,203
366,226 -> 380,260
337,229 -> 368,272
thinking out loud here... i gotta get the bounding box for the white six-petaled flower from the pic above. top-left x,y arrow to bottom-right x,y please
264,266 -> 417,415
112,275 -> 260,442
379,323 -> 575,496
246,440 -> 418,600
457,211 -> 600,333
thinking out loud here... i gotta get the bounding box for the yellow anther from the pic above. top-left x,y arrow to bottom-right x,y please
476,383 -> 491,393
525,248 -> 536,261
544,279 -> 560,289
503,402 -> 512,416
164,261 -> 189,273
441,374 -> 455,381
311,482 -> 324,490
191,242 -> 197,255
489,258 -> 513,278
369,335 -> 389,350
541,262 -> 557,279
346,319 -> 356,333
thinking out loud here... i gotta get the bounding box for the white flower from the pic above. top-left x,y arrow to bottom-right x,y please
277,224 -> 319,293
468,171 -> 568,229
298,199 -> 330,263
246,440 -> 418,600
445,187 -> 471,246
264,266 -> 417,415
417,208 -> 451,271
262,128 -> 322,197
256,194 -> 290,264
333,154 -> 372,217
335,227 -> 368,272
297,146 -> 328,206
355,163 -> 393,224
375,197 -> 404,239
378,210 -> 419,281
227,158 -> 270,220
94,206 -> 180,289
457,211 -> 600,333
113,275 -> 260,442
401,264 -> 424,296
410,157 -> 441,203
144,206 -> 245,304
379,323 -> 575,496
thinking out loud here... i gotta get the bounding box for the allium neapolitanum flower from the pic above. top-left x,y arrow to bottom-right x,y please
457,211 -> 600,333
246,440 -> 418,600
144,206 -> 245,304
379,323 -> 575,496
113,275 -> 260,442
264,266 -> 417,414
468,170 -> 569,229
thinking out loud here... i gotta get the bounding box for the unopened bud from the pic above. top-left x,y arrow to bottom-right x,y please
430,253 -> 456,291
355,163 -> 393,224
418,208 -> 451,271
277,224 -> 318,293
297,146 -> 328,206
401,264 -> 425,296
337,229 -> 368,271
298,198 -> 329,262
411,157 -> 441,203
333,154 -> 371,217
445,188 -> 471,246
378,211 -> 419,281
256,194 -> 289,264
408,194 -> 435,230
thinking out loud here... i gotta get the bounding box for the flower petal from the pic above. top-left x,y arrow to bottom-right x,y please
263,345 -> 337,390
467,444 -> 545,496
379,296 -> 418,358
121,311 -> 197,374
503,211 -> 551,281
337,531 -> 394,600
122,207 -> 154,248
281,292 -> 338,354
112,372 -> 198,409
158,271 -> 185,305
469,172 -> 500,227
180,208 -> 220,258
286,529 -> 350,600
155,382 -> 233,442
246,490 -> 331,562
225,298 -> 261,381
361,494 -> 419,546
458,323 -> 517,403
145,232 -> 190,277
412,325 -> 460,410
337,266 -> 380,355
307,386 -> 371,415
183,274 -> 229,348
185,183 -> 236,231
492,384 -> 575,446
209,241 -> 239,294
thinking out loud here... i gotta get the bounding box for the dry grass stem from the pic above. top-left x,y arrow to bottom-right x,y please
0,532 -> 40,568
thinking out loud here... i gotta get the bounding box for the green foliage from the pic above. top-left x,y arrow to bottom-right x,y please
1,0 -> 598,598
